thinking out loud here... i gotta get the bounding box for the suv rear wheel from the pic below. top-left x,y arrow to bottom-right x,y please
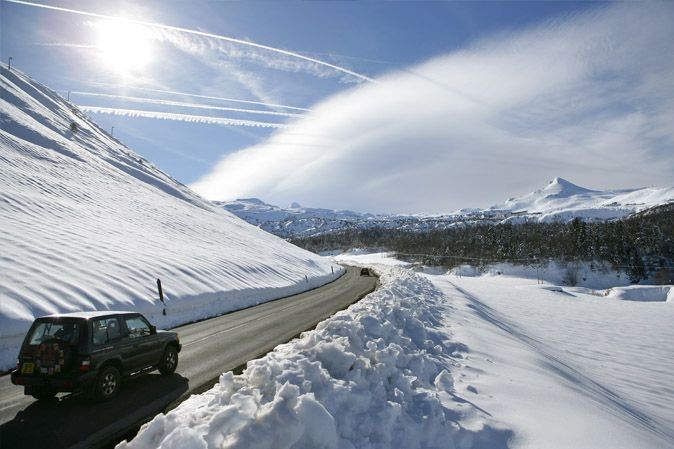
158,346 -> 178,375
92,365 -> 121,401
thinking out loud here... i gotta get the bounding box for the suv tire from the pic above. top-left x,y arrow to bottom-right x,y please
92,365 -> 121,401
158,346 -> 178,375
30,386 -> 57,401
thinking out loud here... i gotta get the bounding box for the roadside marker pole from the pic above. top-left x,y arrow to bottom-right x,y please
157,278 -> 167,315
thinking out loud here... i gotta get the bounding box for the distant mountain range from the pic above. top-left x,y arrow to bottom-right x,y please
216,178 -> 674,238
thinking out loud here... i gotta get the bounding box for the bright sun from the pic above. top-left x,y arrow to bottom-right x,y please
96,20 -> 153,75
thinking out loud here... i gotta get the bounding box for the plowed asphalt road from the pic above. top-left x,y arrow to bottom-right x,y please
0,266 -> 376,449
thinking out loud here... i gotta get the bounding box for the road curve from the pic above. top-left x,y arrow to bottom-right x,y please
0,266 -> 376,449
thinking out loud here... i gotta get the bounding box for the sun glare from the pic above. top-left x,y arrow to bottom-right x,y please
96,20 -> 153,75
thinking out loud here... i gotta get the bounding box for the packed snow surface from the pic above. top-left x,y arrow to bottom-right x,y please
219,178 -> 674,238
0,66 -> 340,370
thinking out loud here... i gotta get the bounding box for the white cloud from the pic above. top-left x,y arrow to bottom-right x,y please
190,3 -> 674,213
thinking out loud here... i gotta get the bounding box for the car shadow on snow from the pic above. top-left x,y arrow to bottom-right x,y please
0,372 -> 188,449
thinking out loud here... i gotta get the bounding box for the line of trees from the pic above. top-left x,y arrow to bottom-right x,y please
291,203 -> 674,284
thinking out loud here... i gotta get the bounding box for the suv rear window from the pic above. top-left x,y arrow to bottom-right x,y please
27,320 -> 81,345
92,317 -> 121,345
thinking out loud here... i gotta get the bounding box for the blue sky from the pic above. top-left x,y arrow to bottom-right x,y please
2,1 -> 673,212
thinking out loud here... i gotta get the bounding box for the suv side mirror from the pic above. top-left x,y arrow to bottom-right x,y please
149,325 -> 157,335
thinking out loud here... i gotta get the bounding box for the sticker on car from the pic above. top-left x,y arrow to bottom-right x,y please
21,362 -> 34,374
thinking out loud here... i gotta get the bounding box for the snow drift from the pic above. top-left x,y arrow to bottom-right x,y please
0,65 -> 340,370
606,285 -> 673,302
119,267 -> 509,449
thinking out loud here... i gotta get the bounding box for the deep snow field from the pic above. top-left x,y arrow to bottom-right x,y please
0,66 -> 340,370
434,275 -> 674,449
121,255 -> 674,449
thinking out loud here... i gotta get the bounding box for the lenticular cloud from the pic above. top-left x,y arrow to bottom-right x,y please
190,3 -> 674,213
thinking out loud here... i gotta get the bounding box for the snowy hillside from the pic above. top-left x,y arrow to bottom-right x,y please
0,65 -> 340,370
219,178 -> 674,238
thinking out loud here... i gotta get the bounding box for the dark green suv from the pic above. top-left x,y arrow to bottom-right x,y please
11,311 -> 181,401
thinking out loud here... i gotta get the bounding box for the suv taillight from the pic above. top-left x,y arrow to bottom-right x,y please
79,359 -> 91,372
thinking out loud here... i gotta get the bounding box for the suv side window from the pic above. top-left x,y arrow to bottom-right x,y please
124,316 -> 151,338
92,318 -> 121,345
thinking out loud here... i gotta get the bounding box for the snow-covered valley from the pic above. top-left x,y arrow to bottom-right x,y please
0,66 -> 340,370
121,257 -> 674,449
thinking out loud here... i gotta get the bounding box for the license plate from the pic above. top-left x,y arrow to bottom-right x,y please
21,362 -> 34,374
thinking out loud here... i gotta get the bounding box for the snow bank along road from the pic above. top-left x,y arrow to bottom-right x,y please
0,266 -> 376,449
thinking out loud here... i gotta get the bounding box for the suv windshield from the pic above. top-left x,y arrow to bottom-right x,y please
27,319 -> 81,345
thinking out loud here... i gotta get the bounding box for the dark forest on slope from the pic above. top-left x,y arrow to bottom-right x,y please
292,204 -> 674,284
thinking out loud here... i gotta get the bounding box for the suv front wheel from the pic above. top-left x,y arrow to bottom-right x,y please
92,365 -> 121,401
158,346 -> 178,375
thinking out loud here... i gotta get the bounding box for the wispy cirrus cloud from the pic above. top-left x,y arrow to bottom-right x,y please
190,3 -> 674,213
7,0 -> 375,83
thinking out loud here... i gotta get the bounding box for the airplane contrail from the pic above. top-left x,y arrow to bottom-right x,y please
32,42 -> 96,49
5,0 -> 377,84
78,83 -> 313,112
81,106 -> 288,129
125,87 -> 313,112
71,92 -> 304,118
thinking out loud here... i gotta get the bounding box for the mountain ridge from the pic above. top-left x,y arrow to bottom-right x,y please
219,178 -> 674,238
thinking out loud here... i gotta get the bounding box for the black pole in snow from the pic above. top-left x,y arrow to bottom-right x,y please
157,278 -> 166,315
8,57 -> 13,71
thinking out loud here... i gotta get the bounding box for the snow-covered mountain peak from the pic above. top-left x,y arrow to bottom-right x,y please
542,177 -> 596,197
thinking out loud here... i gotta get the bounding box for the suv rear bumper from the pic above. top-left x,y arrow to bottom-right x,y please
11,370 -> 97,392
